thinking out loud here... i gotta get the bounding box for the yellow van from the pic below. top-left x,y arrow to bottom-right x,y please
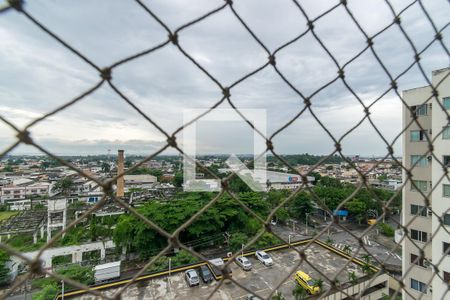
367,219 -> 377,225
294,271 -> 320,295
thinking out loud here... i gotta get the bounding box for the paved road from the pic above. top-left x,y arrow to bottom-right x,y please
271,221 -> 401,269
6,293 -> 32,300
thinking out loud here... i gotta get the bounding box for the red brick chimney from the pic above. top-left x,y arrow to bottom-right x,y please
116,150 -> 125,197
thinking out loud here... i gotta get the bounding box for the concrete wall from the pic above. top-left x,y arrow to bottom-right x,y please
322,273 -> 389,300
402,67 -> 450,300
402,83 -> 433,300
430,68 -> 450,300
14,240 -> 115,270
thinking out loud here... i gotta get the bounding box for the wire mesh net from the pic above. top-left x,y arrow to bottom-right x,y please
0,0 -> 449,299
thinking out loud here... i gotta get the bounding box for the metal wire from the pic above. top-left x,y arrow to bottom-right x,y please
1,0 -> 449,299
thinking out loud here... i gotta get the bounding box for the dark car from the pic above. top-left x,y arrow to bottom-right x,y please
199,265 -> 213,283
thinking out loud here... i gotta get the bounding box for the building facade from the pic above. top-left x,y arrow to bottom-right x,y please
402,67 -> 450,299
0,183 -> 50,202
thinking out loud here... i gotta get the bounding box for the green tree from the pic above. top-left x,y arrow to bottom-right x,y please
292,284 -> 307,300
1,165 -> 13,172
173,172 -> 183,187
229,232 -> 248,252
124,159 -> 133,168
325,236 -> 334,245
58,264 -> 94,287
313,278 -> 323,290
33,282 -> 59,300
310,172 -> 322,184
318,176 -> 342,188
343,244 -> 352,255
272,291 -> 286,300
101,162 -> 111,173
228,176 -> 251,193
274,207 -> 289,224
33,264 -> 94,299
291,192 -> 313,218
0,250 -> 10,286
89,216 -> 98,241
348,271 -> 357,285
346,199 -> 367,224
51,177 -> 74,196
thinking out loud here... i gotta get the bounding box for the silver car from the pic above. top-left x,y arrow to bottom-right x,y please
236,256 -> 252,271
255,250 -> 273,266
185,269 -> 200,286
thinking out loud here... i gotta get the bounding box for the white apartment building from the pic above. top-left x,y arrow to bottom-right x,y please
0,183 -> 51,202
402,67 -> 450,299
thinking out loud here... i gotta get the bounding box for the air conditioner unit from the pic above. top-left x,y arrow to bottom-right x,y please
427,208 -> 432,216
423,259 -> 431,268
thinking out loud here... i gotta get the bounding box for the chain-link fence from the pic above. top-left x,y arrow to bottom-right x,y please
0,0 -> 449,299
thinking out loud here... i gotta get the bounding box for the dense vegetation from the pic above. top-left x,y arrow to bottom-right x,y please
267,154 -> 344,166
113,176 -> 400,258
33,264 -> 94,300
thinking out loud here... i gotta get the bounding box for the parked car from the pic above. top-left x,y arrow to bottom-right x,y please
245,295 -> 262,300
294,270 -> 320,294
236,256 -> 252,271
208,258 -> 233,278
199,265 -> 213,283
255,250 -> 273,266
185,269 -> 200,287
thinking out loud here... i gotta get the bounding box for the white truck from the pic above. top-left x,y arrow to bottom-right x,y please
94,261 -> 121,282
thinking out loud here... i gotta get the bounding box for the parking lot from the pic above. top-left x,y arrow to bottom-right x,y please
76,244 -> 365,300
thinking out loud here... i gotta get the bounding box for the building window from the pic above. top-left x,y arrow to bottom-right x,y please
411,104 -> 428,116
444,97 -> 450,110
410,253 -> 427,268
411,204 -> 428,217
3,191 -> 10,195
444,271 -> 450,285
410,130 -> 427,142
443,126 -> 450,140
411,229 -> 428,242
411,180 -> 428,192
410,278 -> 427,294
411,155 -> 429,167
444,214 -> 450,226
444,185 -> 450,198
444,155 -> 450,167
444,242 -> 450,256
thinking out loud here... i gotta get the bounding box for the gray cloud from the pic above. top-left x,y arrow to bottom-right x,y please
0,0 -> 449,156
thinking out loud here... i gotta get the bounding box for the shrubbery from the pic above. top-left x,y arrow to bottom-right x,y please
379,222 -> 395,237
33,265 -> 94,300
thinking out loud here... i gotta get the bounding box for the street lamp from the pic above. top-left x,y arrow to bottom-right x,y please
241,244 -> 244,257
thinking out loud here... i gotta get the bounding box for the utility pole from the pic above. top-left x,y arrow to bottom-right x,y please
241,244 -> 244,257
61,280 -> 65,300
168,258 -> 172,277
305,213 -> 310,235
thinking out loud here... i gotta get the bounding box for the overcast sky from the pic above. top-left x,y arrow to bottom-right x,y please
0,0 -> 449,157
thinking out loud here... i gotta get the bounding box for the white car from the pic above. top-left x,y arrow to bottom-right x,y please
255,250 -> 273,266
236,256 -> 252,271
185,269 -> 200,286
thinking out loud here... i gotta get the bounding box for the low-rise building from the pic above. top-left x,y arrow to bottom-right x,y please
0,183 -> 50,202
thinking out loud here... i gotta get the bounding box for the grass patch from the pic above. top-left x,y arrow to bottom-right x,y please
0,211 -> 18,222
